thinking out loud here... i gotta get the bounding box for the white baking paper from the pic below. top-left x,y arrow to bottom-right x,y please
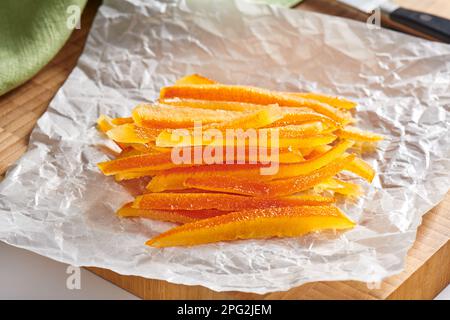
0,0 -> 449,294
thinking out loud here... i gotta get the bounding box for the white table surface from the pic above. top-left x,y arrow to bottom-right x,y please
0,241 -> 448,300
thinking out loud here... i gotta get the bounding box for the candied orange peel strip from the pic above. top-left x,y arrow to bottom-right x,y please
104,145 -> 309,177
336,126 -> 384,142
289,93 -> 357,110
147,164 -> 266,192
146,206 -> 355,247
344,156 -> 376,183
184,154 -> 354,197
107,124 -> 161,144
114,170 -> 158,181
146,139 -> 354,192
98,151 -> 180,175
160,84 -> 353,124
117,146 -> 166,158
111,117 -> 133,125
133,193 -> 335,211
132,104 -> 244,129
117,202 -> 227,224
97,115 -> 116,133
159,98 -> 270,112
268,108 -> 340,129
206,107 -> 283,130
154,108 -> 284,148
170,75 -> 357,110
315,178 -> 362,197
161,100 -> 340,129
155,125 -> 335,148
274,140 -> 353,179
175,74 -> 216,85
304,144 -> 376,183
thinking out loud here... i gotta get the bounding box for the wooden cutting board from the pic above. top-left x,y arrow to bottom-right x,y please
0,0 -> 448,300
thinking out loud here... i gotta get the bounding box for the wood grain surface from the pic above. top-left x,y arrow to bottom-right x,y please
298,0 -> 450,41
0,0 -> 448,300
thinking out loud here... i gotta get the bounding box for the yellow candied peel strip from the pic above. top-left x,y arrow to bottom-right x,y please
111,117 -> 133,125
160,84 -> 353,124
159,98 -> 273,112
114,170 -> 158,181
175,74 -> 216,85
172,74 -> 357,110
205,107 -> 284,131
97,115 -> 116,133
336,126 -> 384,142
145,139 -> 354,192
304,144 -> 376,183
107,123 -> 161,144
155,122 -> 332,148
146,206 -> 355,248
289,93 -> 357,110
156,132 -> 337,148
314,178 -> 363,197
131,104 -> 246,129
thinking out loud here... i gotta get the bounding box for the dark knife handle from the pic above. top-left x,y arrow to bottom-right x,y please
389,8 -> 450,43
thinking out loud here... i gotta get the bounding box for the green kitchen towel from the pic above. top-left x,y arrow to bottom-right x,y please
0,0 -> 87,96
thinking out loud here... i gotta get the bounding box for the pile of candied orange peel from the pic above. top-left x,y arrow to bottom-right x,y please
97,74 -> 383,248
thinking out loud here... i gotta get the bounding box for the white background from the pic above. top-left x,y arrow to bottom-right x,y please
0,241 -> 448,300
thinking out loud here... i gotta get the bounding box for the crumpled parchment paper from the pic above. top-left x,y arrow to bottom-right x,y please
0,0 -> 449,294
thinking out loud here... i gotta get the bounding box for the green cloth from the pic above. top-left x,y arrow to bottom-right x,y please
0,0 -> 87,96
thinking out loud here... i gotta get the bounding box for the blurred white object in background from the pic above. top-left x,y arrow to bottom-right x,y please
0,242 -> 138,300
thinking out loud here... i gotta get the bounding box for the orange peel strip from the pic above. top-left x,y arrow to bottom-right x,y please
278,149 -> 304,163
336,126 -> 384,142
97,115 -> 116,133
205,107 -> 283,130
159,98 -> 271,112
146,139 -> 353,192
117,145 -> 167,158
303,145 -> 375,183
114,170 -> 158,181
160,84 -> 352,124
267,107 -> 340,128
162,100 -> 341,132
274,139 -> 353,179
111,117 -> 133,125
118,148 -> 144,158
134,193 -> 336,211
156,129 -> 336,148
146,205 -> 355,247
158,121 -> 326,144
315,178 -> 362,197
117,203 -> 228,224
97,115 -> 128,150
184,154 -> 354,197
103,145 -> 307,177
161,99 -> 339,129
107,124 -> 161,144
175,74 -> 216,85
127,142 -> 170,154
131,104 -> 244,129
98,151 -> 179,175
289,93 -> 357,110
344,156 -> 376,183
